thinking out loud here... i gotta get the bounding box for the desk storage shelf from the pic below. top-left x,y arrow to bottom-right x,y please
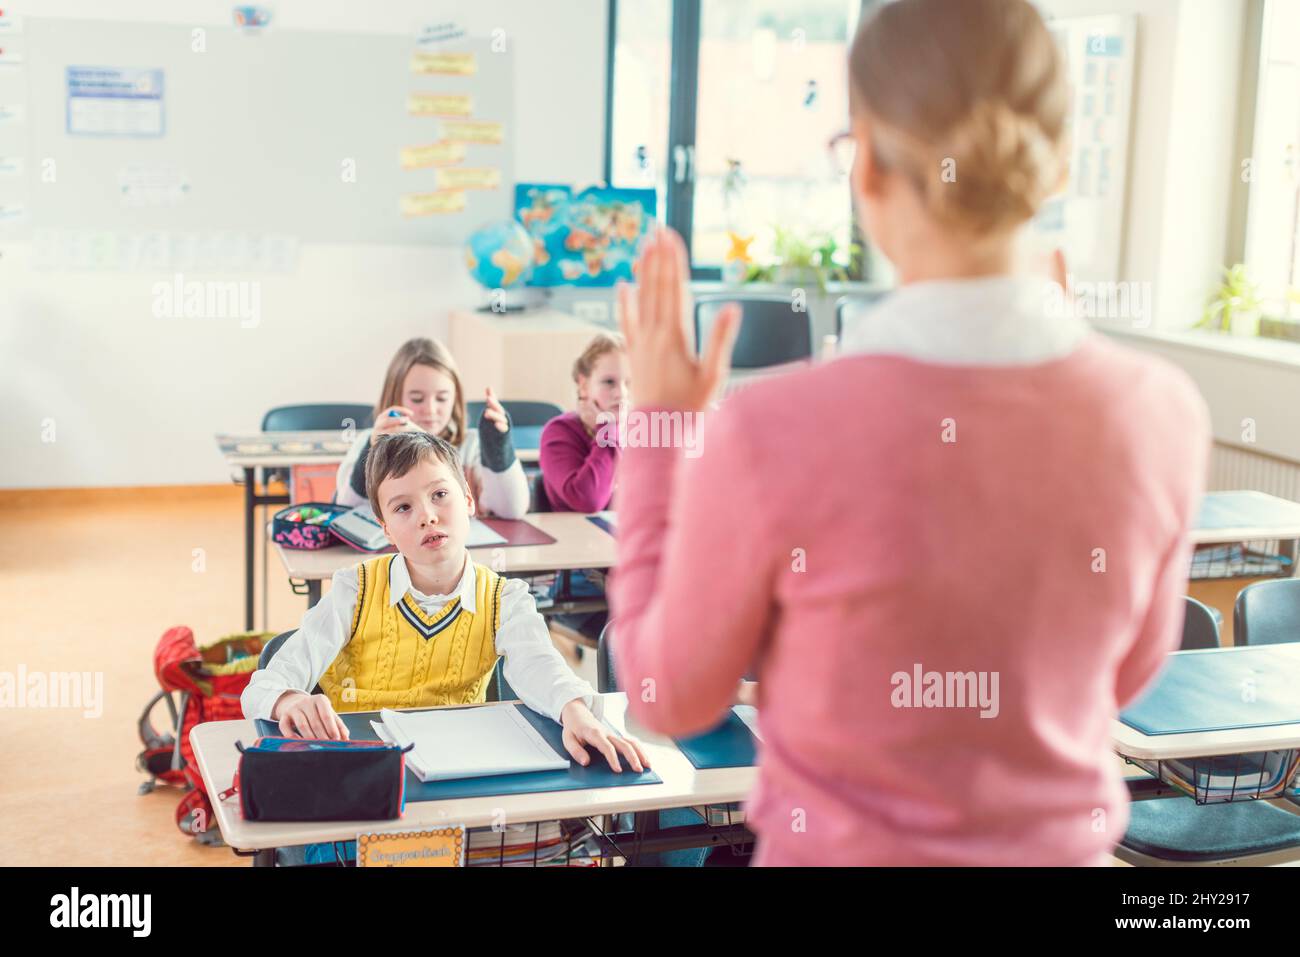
1124,748 -> 1300,805
1188,543 -> 1291,580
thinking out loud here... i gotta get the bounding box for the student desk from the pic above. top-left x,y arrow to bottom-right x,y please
1112,644 -> 1300,803
1191,490 -> 1300,580
273,511 -> 616,611
189,693 -> 755,867
216,431 -> 542,630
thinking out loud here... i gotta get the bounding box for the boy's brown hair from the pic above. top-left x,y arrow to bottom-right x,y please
366,431 -> 469,519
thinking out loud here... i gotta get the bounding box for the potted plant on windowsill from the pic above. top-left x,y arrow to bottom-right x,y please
745,224 -> 862,294
1197,263 -> 1262,336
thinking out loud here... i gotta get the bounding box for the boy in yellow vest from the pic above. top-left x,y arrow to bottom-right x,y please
242,431 -> 647,773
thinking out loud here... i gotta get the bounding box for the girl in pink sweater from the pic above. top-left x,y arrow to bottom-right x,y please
537,333 -> 630,646
610,0 -> 1210,866
540,332 -> 627,513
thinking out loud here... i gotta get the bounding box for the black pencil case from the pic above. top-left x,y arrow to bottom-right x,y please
231,737 -> 412,822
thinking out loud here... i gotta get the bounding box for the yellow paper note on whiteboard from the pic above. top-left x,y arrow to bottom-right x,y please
400,141 -> 467,169
411,51 -> 476,76
357,827 -> 466,867
401,191 -> 467,217
435,167 -> 501,191
443,120 -> 505,145
407,93 -> 474,117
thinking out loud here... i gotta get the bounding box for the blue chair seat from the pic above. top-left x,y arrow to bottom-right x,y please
1122,797 -> 1300,862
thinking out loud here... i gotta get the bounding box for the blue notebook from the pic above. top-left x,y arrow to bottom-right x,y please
587,514 -> 616,537
1120,646 -> 1300,736
1196,491 -> 1300,533
254,703 -> 660,800
674,709 -> 758,769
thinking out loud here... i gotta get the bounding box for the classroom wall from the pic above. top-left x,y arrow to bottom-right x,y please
0,0 -> 609,489
2,0 -> 1282,489
1038,0 -> 1247,331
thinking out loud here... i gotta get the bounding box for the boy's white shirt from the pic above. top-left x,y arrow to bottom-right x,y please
241,553 -> 595,724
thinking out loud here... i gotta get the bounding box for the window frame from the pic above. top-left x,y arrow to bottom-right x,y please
604,0 -> 874,283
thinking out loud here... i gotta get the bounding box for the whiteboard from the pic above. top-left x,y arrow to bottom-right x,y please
8,18 -> 513,249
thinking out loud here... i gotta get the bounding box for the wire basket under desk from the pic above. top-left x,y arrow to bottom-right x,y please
1125,748 -> 1300,805
1188,542 -> 1292,580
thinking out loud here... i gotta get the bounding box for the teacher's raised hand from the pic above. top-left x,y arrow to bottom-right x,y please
617,227 -> 741,413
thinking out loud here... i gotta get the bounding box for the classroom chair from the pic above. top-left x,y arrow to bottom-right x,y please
257,630 -> 323,694
466,399 -> 563,427
1233,578 -> 1300,646
1179,596 -> 1220,650
262,403 -> 374,434
530,471 -> 552,513
695,296 -> 812,370
834,290 -> 889,341
484,658 -> 517,703
1117,593 -> 1300,865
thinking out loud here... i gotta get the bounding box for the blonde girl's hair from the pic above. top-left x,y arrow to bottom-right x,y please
571,332 -> 625,400
848,0 -> 1070,234
375,337 -> 467,445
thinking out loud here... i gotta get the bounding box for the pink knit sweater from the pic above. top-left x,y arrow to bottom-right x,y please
611,333 -> 1209,866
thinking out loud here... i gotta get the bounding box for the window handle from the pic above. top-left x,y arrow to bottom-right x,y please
673,144 -> 695,185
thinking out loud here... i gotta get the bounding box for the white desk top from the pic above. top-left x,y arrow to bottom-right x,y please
189,693 -> 756,851
1111,644 -> 1300,760
1191,490 -> 1300,545
216,431 -> 539,468
276,511 -> 617,581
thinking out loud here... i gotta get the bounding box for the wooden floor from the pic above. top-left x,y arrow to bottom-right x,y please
0,485 -> 592,866
0,485 -> 1266,866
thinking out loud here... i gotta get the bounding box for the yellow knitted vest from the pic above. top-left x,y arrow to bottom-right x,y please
319,555 -> 504,713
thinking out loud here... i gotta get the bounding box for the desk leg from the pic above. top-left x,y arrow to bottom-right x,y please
253,848 -> 276,867
307,580 -> 322,608
244,467 -> 256,631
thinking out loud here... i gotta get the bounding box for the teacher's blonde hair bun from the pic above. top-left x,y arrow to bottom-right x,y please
849,0 -> 1069,234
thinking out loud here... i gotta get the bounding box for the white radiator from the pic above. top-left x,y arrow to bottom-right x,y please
1209,442 -> 1300,501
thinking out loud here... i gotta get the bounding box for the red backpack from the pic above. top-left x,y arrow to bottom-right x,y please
136,626 -> 271,841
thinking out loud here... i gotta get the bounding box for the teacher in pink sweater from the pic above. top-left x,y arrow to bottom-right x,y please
610,0 -> 1210,866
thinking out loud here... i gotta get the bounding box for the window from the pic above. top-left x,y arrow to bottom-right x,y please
1243,0 -> 1300,320
605,0 -> 872,280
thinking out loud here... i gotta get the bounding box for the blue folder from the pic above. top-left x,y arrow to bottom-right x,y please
1120,646 -> 1300,736
254,702 -> 660,801
587,515 -> 616,537
1196,491 -> 1300,534
674,709 -> 758,769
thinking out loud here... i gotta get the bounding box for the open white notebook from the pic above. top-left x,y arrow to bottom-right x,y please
374,706 -> 569,783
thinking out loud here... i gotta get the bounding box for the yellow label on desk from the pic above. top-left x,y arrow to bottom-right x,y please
401,190 -> 467,217
443,120 -> 505,145
411,51 -> 477,76
400,141 -> 467,169
406,93 -> 474,117
435,167 -> 501,191
356,826 -> 466,867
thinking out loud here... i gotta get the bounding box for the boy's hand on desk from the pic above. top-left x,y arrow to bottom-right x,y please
272,691 -> 350,741
560,699 -> 649,773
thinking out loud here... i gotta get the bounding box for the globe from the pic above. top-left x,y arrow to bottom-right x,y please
464,220 -> 534,290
